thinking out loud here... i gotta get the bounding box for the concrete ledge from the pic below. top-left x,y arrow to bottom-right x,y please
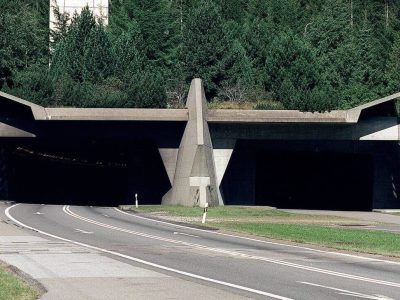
208,109 -> 350,123
44,108 -> 188,121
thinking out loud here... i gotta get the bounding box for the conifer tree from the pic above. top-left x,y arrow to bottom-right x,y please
182,1 -> 228,97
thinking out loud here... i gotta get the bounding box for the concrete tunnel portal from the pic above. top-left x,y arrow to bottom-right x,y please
2,138 -> 380,211
0,81 -> 399,210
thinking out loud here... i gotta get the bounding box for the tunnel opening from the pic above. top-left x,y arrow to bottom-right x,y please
221,141 -> 374,211
7,139 -> 170,206
255,151 -> 374,211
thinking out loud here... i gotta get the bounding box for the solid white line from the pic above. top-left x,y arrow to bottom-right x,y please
65,206 -> 400,288
299,281 -> 394,300
5,204 -> 291,300
114,208 -> 400,265
173,232 -> 199,238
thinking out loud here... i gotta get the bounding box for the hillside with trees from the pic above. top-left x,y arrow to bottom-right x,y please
1,0 -> 400,111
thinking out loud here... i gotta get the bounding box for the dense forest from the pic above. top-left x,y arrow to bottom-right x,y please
0,0 -> 400,111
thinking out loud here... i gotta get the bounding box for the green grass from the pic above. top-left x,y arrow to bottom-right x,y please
0,264 -> 39,300
126,205 -> 400,257
213,223 -> 400,257
130,205 -> 292,218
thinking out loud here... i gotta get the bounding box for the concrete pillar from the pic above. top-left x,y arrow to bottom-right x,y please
162,79 -> 220,207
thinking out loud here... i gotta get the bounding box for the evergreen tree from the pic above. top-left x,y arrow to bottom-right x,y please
182,1 -> 228,97
220,40 -> 255,102
265,30 -> 337,111
386,33 -> 400,94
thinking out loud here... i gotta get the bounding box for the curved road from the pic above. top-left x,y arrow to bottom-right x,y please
3,204 -> 400,300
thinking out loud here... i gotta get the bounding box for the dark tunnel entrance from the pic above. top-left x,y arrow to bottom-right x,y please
255,152 -> 374,211
221,141 -> 374,211
7,139 -> 170,206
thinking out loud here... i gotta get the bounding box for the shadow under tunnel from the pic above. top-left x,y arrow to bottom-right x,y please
8,139 -> 170,206
222,141 -> 374,211
255,151 -> 374,211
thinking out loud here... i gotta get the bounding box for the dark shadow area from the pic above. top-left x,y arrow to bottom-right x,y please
221,140 -> 375,211
255,152 -> 374,211
8,139 -> 170,206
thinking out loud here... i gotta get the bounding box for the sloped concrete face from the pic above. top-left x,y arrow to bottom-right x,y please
162,79 -> 220,207
158,148 -> 179,185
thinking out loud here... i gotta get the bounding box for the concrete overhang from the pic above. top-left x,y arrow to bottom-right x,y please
0,91 -> 47,120
0,90 -> 399,124
207,109 -> 349,123
347,92 -> 400,122
44,108 -> 188,121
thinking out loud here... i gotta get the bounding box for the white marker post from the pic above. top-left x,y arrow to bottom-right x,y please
135,193 -> 138,209
202,202 -> 209,224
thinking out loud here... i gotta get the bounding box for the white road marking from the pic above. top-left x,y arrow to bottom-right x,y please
74,228 -> 93,234
299,281 -> 394,300
34,212 -> 44,215
114,208 -> 400,266
102,214 -> 109,218
173,232 -> 199,238
5,204 -> 292,300
64,206 -> 400,288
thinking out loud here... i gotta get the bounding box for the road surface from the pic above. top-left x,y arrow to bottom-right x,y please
3,204 -> 400,300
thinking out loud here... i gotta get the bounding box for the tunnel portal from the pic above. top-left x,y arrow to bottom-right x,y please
221,140 -> 384,211
254,151 -> 373,211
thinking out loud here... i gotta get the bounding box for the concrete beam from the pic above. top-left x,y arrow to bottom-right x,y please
162,79 -> 220,207
44,108 -> 188,121
208,109 -> 349,123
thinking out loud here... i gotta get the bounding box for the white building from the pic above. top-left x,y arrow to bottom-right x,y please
50,0 -> 109,32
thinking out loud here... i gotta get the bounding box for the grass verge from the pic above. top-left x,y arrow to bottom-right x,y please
127,205 -> 400,258
214,222 -> 400,257
130,205 -> 291,218
0,263 -> 39,300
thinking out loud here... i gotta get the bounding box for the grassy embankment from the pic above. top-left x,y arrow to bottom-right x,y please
126,205 -> 400,258
0,263 -> 39,300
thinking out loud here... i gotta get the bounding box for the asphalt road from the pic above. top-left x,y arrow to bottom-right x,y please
3,204 -> 400,300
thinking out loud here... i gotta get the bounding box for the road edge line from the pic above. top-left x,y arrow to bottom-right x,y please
5,204 -> 292,300
113,208 -> 400,266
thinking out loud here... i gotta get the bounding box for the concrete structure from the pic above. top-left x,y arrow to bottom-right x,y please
0,79 -> 399,210
50,0 -> 109,32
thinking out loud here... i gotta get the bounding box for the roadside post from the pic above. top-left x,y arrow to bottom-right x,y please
135,193 -> 138,208
202,202 -> 209,224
